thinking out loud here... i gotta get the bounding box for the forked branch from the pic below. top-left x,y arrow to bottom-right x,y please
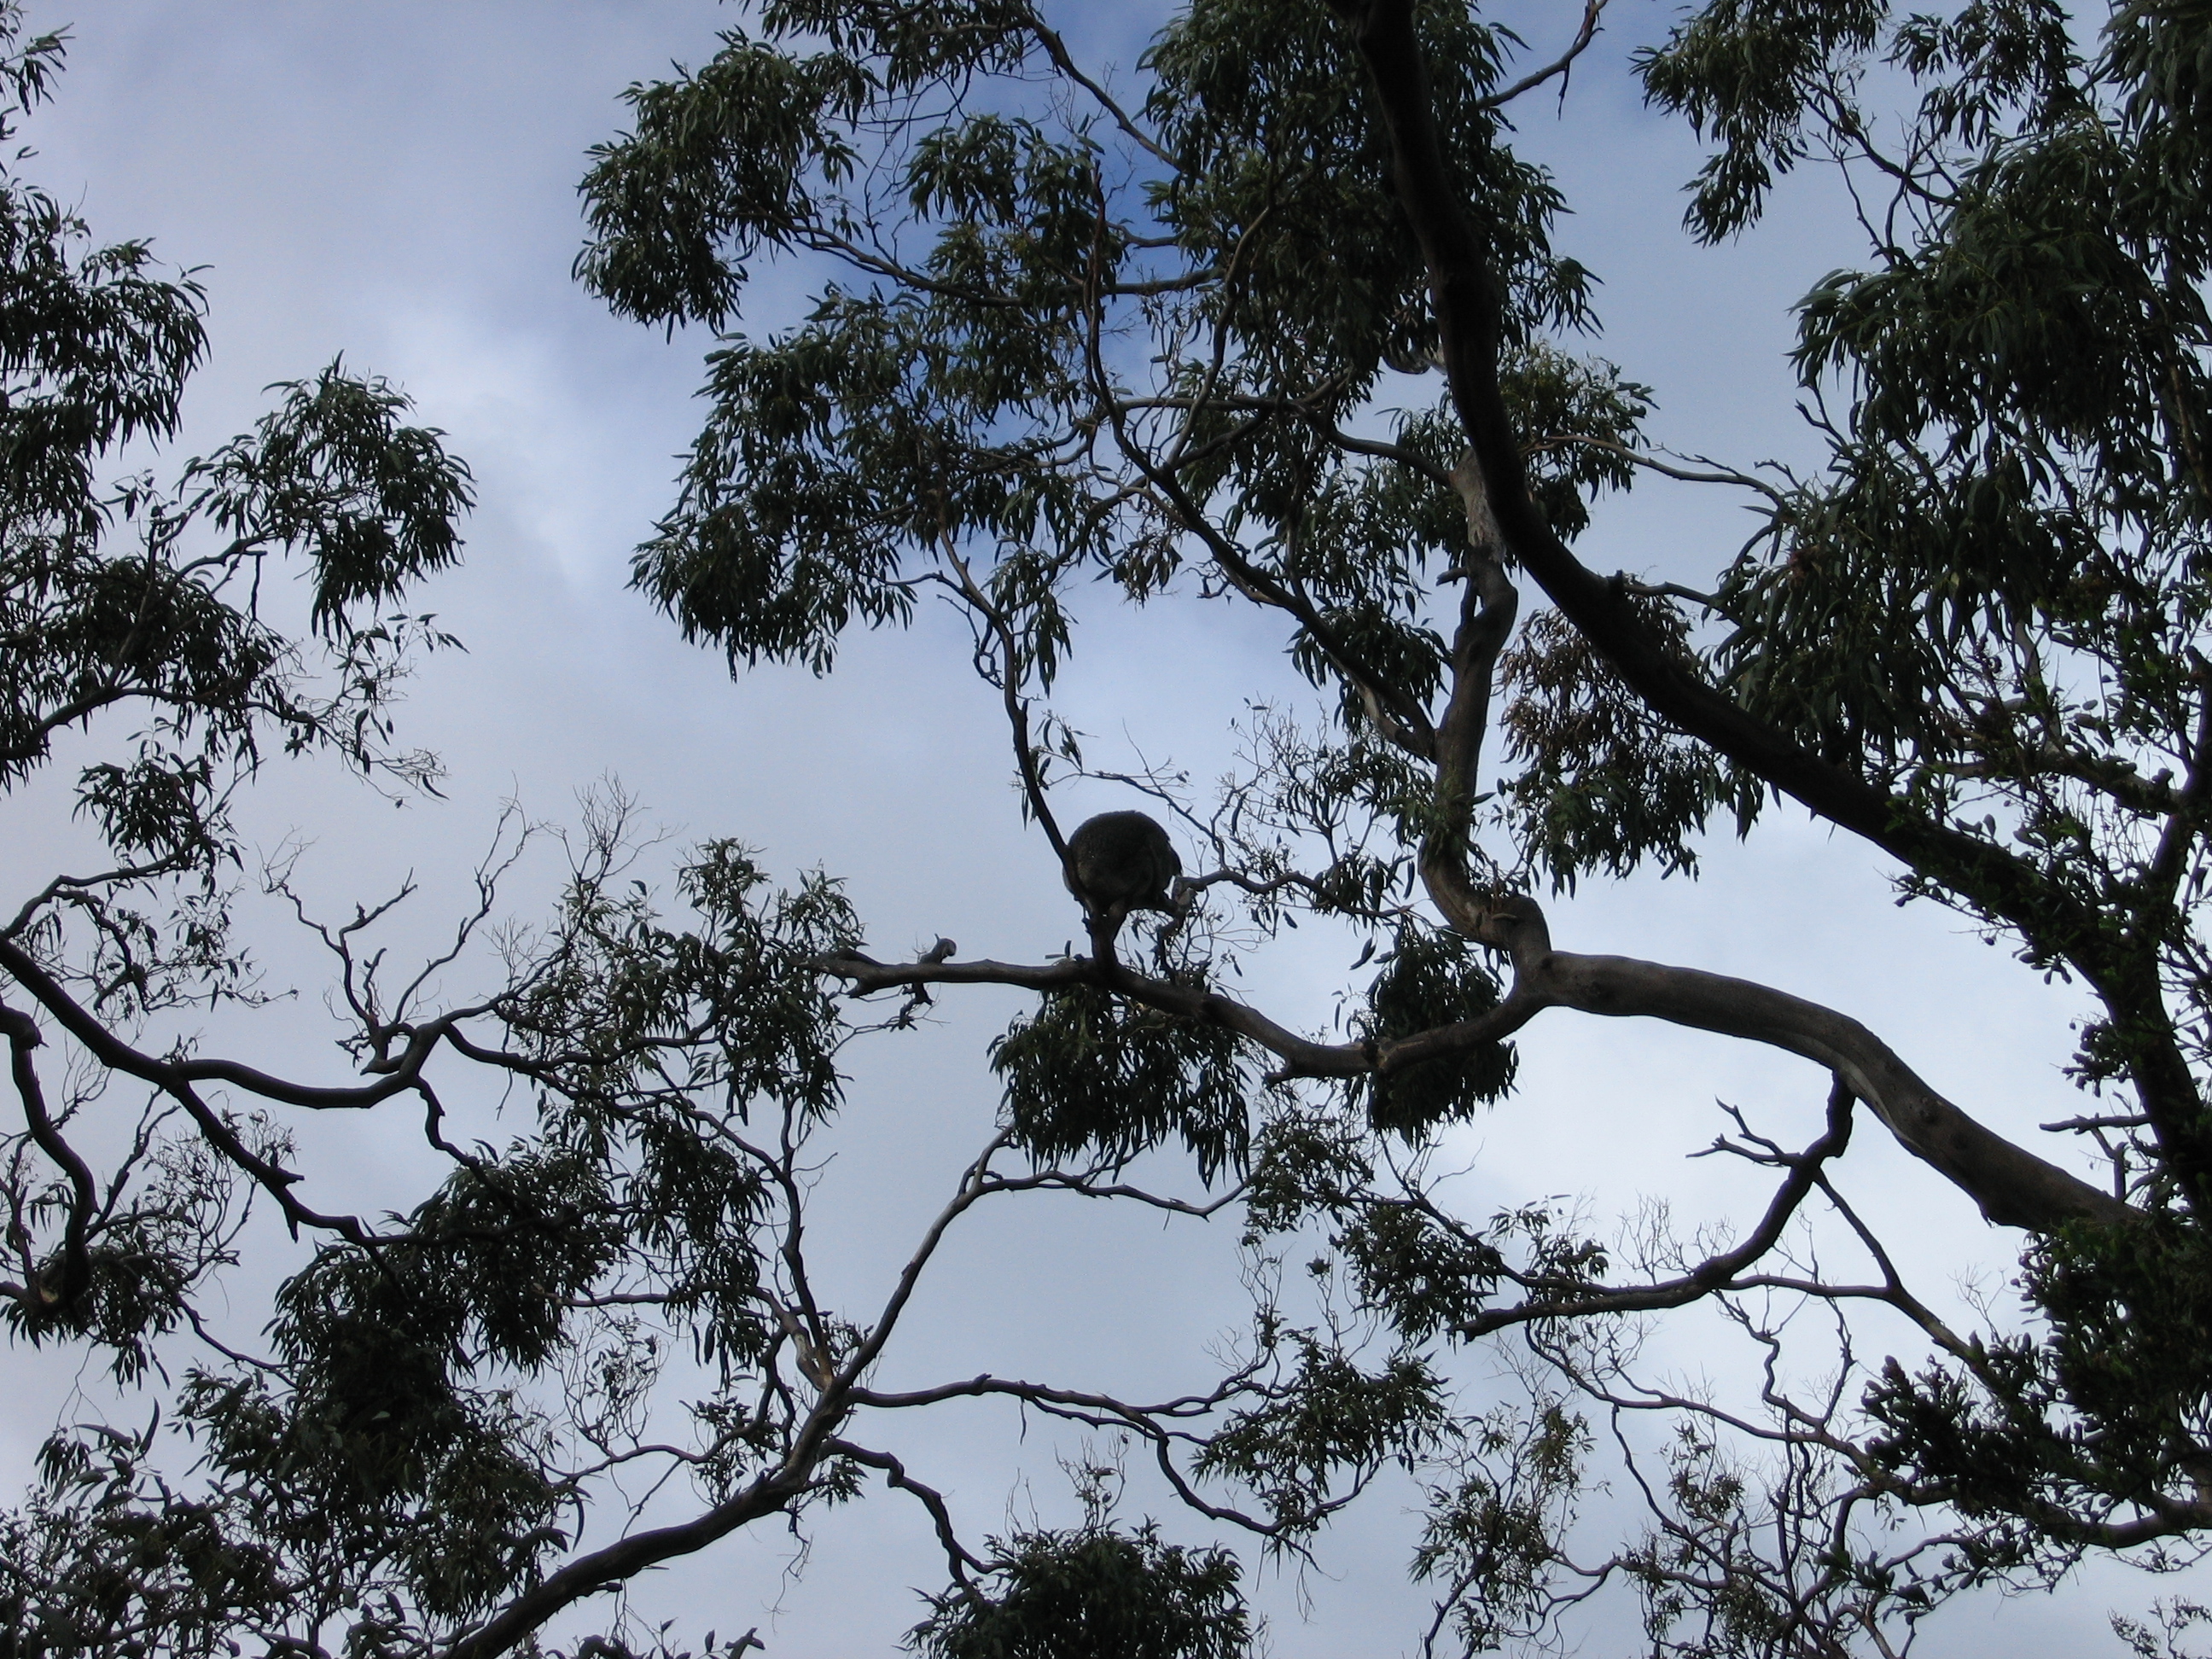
818,896 -> 2133,1233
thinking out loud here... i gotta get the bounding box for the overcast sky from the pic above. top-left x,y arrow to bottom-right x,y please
4,3 -> 2194,1655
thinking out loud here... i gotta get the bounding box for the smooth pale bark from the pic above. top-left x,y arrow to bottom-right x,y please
819,913 -> 2135,1232
1515,940 -> 2136,1231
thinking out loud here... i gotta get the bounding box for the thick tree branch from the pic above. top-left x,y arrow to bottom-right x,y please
1330,0 -> 2211,1201
819,902 -> 2131,1231
437,1460 -> 827,1659
1512,931 -> 2131,1231
0,1002 -> 95,1313
1,938 -> 500,1245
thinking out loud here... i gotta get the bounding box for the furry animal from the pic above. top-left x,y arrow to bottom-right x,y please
1062,811 -> 1181,935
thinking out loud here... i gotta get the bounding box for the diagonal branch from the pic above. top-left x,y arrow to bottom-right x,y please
0,934 -> 490,1111
1329,0 -> 2210,1204
1476,0 -> 1609,112
437,1460 -> 830,1659
818,905 -> 2133,1232
1459,1079 -> 1854,1337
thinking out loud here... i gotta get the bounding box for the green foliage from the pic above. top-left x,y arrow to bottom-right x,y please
0,8 -> 473,958
137,1156 -> 622,1623
4,824 -> 876,1653
1350,923 -> 1516,1137
2,1111 -> 280,1382
1333,1196 -> 1505,1342
1865,1214 -> 2212,1548
1501,344 -> 1654,542
2040,1214 -> 2212,1481
196,362 -> 474,637
579,38 -> 867,329
0,18 -> 202,538
2112,1596 -> 2212,1659
0,34 -> 872,1618
4,1429 -> 289,1659
20,0 -> 2212,1654
1638,0 -> 1891,242
506,841 -> 857,1126
1194,1328 -> 1448,1540
908,1522 -> 1252,1659
992,982 -> 1250,1183
1500,601 -> 1759,886
1141,0 -> 1587,373
1629,0 -> 2212,1264
576,0 -> 1609,702
1238,1104 -> 1375,1243
1411,1400 -> 1586,1654
440,0 -> 2212,1643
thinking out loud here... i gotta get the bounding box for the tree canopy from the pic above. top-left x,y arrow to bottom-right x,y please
7,1 -> 2212,1656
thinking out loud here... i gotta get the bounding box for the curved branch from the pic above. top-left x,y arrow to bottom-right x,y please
1476,0 -> 1608,112
0,934 -> 487,1110
820,899 -> 2129,1232
930,544 -> 1070,868
1460,1079 -> 1854,1338
847,1372 -> 1286,1538
830,1439 -> 990,1585
1331,0 -> 2211,1203
0,1003 -> 95,1312
1513,938 -> 2131,1231
1,937 -> 505,1245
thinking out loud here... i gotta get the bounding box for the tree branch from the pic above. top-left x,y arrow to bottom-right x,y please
819,902 -> 2132,1232
0,1002 -> 95,1313
1330,0 -> 2212,1204
1460,1079 -> 1853,1337
1476,0 -> 1608,112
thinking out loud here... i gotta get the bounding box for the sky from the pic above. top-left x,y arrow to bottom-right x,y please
3,2 -> 2197,1655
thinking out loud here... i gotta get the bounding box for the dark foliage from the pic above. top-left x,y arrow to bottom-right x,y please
908,1522 -> 1252,1659
12,1 -> 2212,1656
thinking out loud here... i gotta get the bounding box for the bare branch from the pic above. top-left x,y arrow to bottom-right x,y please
1522,431 -> 1790,509
1476,0 -> 1609,112
1461,1079 -> 1854,1337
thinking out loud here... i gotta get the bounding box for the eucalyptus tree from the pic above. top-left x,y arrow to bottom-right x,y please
9,2 -> 2212,1657
573,0 -> 2212,1649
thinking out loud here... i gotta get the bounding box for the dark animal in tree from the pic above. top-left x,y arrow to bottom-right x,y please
1062,812 -> 1181,937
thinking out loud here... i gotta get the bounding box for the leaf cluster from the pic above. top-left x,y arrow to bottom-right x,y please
907,1521 -> 1252,1659
1349,922 -> 1516,1137
992,981 -> 1250,1184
